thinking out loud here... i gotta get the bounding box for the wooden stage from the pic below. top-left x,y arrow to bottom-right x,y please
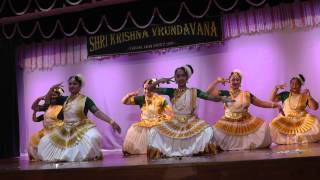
1,143 -> 320,180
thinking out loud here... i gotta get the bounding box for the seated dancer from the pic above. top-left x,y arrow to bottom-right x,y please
38,74 -> 121,162
122,79 -> 172,155
28,87 -> 64,161
147,65 -> 233,158
207,70 -> 282,151
270,74 -> 320,144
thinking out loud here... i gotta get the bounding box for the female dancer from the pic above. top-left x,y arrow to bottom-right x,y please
147,65 -> 232,158
38,74 -> 121,162
207,70 -> 282,150
270,74 -> 320,144
28,87 -> 64,160
122,79 -> 172,155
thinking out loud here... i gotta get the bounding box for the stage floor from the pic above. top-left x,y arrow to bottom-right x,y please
1,143 -> 320,180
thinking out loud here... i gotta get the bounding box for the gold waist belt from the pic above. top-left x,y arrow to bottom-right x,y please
286,111 -> 307,118
174,114 -> 195,123
224,112 -> 251,122
63,119 -> 89,129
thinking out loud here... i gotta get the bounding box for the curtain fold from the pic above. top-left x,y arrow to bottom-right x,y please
17,0 -> 320,71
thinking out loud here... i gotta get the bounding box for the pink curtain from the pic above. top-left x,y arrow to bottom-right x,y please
224,0 -> 320,39
17,36 -> 87,71
17,0 -> 320,71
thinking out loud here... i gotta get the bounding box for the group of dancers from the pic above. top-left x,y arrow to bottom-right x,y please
28,65 -> 320,162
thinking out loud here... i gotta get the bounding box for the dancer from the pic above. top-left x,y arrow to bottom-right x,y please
207,70 -> 282,150
38,74 -> 121,162
28,87 -> 64,160
147,65 -> 232,158
122,79 -> 172,155
270,74 -> 320,144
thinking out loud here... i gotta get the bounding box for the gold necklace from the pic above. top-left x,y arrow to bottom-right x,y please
142,95 -> 158,119
230,89 -> 241,99
63,93 -> 80,111
174,88 -> 187,100
67,93 -> 80,103
288,92 -> 301,110
173,88 -> 188,111
145,95 -> 156,110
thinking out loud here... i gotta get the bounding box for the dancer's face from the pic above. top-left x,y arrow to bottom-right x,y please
51,91 -> 60,100
290,79 -> 301,93
175,68 -> 188,87
144,83 -> 153,97
230,74 -> 241,89
68,79 -> 81,94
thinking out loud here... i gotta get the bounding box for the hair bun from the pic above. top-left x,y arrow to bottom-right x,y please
185,64 -> 194,74
230,69 -> 243,79
298,74 -> 305,83
144,78 -> 159,88
53,87 -> 64,96
182,64 -> 193,79
75,74 -> 85,86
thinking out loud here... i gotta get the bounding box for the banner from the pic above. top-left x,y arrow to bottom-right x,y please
87,16 -> 222,56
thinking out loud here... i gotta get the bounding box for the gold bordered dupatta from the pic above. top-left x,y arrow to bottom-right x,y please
156,88 -> 209,139
214,91 -> 264,136
49,95 -> 95,148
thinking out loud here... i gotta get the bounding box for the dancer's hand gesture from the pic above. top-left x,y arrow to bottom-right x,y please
111,121 -> 121,134
275,83 -> 287,90
159,77 -> 174,84
216,77 -> 229,86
